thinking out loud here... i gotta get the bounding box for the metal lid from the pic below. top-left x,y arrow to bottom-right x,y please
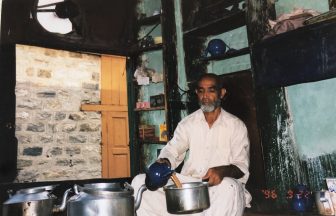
16,185 -> 57,194
3,185 -> 57,204
78,182 -> 134,197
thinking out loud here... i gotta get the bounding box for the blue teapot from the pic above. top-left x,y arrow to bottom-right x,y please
204,39 -> 227,57
145,162 -> 174,191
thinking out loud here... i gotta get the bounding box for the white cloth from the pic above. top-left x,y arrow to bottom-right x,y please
132,108 -> 252,216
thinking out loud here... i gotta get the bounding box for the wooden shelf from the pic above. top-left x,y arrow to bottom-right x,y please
252,20 -> 336,88
199,47 -> 250,62
80,104 -> 128,112
138,14 -> 161,26
130,43 -> 163,54
183,10 -> 246,37
134,106 -> 165,111
140,140 -> 167,145
132,79 -> 164,85
187,69 -> 251,85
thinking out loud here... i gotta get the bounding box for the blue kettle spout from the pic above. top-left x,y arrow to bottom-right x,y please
162,169 -> 174,177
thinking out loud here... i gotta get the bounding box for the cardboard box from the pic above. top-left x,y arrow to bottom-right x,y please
139,125 -> 156,140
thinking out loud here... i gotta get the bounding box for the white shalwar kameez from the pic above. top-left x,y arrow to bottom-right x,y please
132,109 -> 252,216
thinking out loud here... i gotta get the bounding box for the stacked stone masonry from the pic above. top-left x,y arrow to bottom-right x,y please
15,44 -> 102,182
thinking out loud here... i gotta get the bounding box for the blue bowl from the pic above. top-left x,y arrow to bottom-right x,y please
206,39 -> 227,57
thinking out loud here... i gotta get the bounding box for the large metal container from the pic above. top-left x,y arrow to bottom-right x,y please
2,185 -> 70,216
67,182 -> 146,216
163,182 -> 210,214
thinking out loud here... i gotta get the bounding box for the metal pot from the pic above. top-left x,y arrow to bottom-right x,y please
66,182 -> 147,216
163,182 -> 210,214
2,185 -> 71,216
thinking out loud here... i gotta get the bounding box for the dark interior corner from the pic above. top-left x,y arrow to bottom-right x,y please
1,0 -> 138,55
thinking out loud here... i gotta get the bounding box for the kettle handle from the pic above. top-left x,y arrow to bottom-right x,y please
124,182 -> 134,193
52,188 -> 73,213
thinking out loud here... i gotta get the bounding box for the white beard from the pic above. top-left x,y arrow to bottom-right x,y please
199,99 -> 221,113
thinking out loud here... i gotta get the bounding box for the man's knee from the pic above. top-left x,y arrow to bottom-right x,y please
131,174 -> 146,190
218,177 -> 242,192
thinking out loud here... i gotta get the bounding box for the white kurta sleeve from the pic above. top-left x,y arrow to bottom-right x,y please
230,120 -> 250,184
158,122 -> 189,169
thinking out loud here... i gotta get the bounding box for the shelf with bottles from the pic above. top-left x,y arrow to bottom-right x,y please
129,21 -> 162,54
132,0 -> 163,53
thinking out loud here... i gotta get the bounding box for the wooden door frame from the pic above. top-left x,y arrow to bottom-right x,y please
81,55 -> 131,178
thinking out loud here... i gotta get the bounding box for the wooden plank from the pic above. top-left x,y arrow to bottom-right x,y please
101,55 -> 127,105
101,112 -> 108,178
111,57 -> 120,105
80,104 -> 128,112
101,56 -> 113,104
107,112 -> 130,177
118,58 -> 128,106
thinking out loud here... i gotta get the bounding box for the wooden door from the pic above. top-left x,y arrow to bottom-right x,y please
81,55 -> 130,178
105,112 -> 130,177
101,55 -> 129,178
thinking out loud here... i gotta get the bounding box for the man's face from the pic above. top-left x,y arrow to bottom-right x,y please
196,78 -> 225,112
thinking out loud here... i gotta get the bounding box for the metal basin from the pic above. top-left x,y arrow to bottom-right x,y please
163,182 -> 210,214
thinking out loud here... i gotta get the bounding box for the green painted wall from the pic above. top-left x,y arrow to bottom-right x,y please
287,78 -> 336,158
256,0 -> 335,208
275,0 -> 329,14
287,78 -> 336,191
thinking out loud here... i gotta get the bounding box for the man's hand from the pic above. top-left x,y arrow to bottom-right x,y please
202,165 -> 244,186
156,158 -> 171,167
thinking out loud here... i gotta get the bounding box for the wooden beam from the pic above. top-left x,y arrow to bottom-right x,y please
80,104 -> 128,112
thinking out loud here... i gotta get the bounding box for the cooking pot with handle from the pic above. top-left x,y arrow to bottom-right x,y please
163,182 -> 210,214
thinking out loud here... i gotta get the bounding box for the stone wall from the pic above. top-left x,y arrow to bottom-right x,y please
15,44 -> 102,182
